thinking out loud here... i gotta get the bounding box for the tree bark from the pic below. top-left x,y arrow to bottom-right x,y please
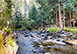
58,2 -> 63,28
63,3 -> 65,28
73,10 -> 75,28
69,10 -> 72,27
56,10 -> 58,27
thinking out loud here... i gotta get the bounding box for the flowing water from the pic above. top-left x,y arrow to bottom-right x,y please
14,31 -> 77,54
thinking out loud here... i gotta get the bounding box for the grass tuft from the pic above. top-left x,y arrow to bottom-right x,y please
0,29 -> 16,54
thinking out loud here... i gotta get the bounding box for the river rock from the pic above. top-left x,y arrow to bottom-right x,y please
39,30 -> 51,37
41,39 -> 66,45
32,38 -> 42,46
24,34 -> 31,37
47,36 -> 52,40
63,39 -> 77,45
60,34 -> 67,37
30,32 -> 38,37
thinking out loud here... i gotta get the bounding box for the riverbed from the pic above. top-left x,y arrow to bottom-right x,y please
13,30 -> 77,54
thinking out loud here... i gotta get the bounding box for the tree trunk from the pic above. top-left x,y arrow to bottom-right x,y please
58,2 -> 63,28
69,10 -> 72,27
73,10 -> 75,28
63,3 -> 65,28
56,10 -> 58,27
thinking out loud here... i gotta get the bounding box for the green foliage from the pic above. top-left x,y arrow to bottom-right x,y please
0,0 -> 77,30
13,28 -> 23,31
20,18 -> 35,30
29,0 -> 55,27
64,27 -> 77,34
8,38 -> 15,47
6,0 -> 13,16
14,9 -> 35,30
29,4 -> 37,21
49,27 -> 60,32
29,4 -> 38,26
0,0 -> 13,30
5,28 -> 12,34
14,11 -> 23,29
0,1 -> 7,29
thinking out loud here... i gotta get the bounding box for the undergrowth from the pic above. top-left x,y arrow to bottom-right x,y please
64,27 -> 77,34
49,27 -> 77,34
0,29 -> 15,54
49,27 -> 60,32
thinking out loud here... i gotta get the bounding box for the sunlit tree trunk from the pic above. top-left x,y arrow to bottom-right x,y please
73,10 -> 75,28
58,2 -> 63,28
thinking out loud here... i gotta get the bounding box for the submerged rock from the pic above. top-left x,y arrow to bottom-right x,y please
63,39 -> 77,45
32,38 -> 42,46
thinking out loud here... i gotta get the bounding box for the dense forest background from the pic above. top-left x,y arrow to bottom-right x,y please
0,0 -> 77,30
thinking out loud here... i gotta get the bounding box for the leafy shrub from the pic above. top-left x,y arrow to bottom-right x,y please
49,27 -> 60,32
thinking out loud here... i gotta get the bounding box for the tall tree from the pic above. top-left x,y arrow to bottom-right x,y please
73,10 -> 75,28
69,10 -> 72,27
56,10 -> 58,27
63,2 -> 65,28
58,1 -> 63,28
